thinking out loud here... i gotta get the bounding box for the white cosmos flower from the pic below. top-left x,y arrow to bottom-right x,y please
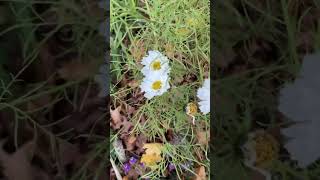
278,52 -> 320,168
141,50 -> 170,76
197,78 -> 210,114
140,74 -> 170,100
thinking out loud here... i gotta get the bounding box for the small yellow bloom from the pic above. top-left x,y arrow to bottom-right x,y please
140,154 -> 162,167
186,102 -> 198,116
242,130 -> 277,180
186,102 -> 198,125
140,143 -> 164,168
243,130 -> 279,169
253,132 -> 279,168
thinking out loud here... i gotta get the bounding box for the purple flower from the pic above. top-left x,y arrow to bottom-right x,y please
123,163 -> 131,174
139,162 -> 145,168
129,157 -> 138,165
168,163 -> 175,171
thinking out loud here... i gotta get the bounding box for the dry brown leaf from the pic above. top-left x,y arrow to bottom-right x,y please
127,168 -> 140,180
164,43 -> 175,59
194,166 -> 206,180
165,129 -> 174,142
128,135 -> 137,144
196,130 -> 209,146
0,141 -> 35,180
130,40 -> 146,62
128,80 -> 139,88
56,103 -> 105,135
32,168 -> 51,180
76,109 -> 105,132
58,60 -> 98,81
139,115 -> 147,125
134,134 -> 147,154
121,117 -> 134,134
126,104 -> 136,116
58,140 -> 82,166
297,31 -> 314,53
195,147 -> 205,161
126,135 -> 137,151
111,106 -> 122,129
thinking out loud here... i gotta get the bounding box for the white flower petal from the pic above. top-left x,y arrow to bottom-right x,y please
283,124 -> 320,167
145,91 -> 156,100
140,50 -> 170,76
199,100 -> 210,114
140,73 -> 170,99
141,51 -> 160,65
278,52 -> 320,167
197,78 -> 210,114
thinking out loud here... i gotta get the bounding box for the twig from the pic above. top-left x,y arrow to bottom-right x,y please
110,157 -> 123,180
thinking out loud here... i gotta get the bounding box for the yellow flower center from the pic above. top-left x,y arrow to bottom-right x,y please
152,80 -> 162,90
151,60 -> 161,70
186,102 -> 198,116
253,132 -> 279,168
